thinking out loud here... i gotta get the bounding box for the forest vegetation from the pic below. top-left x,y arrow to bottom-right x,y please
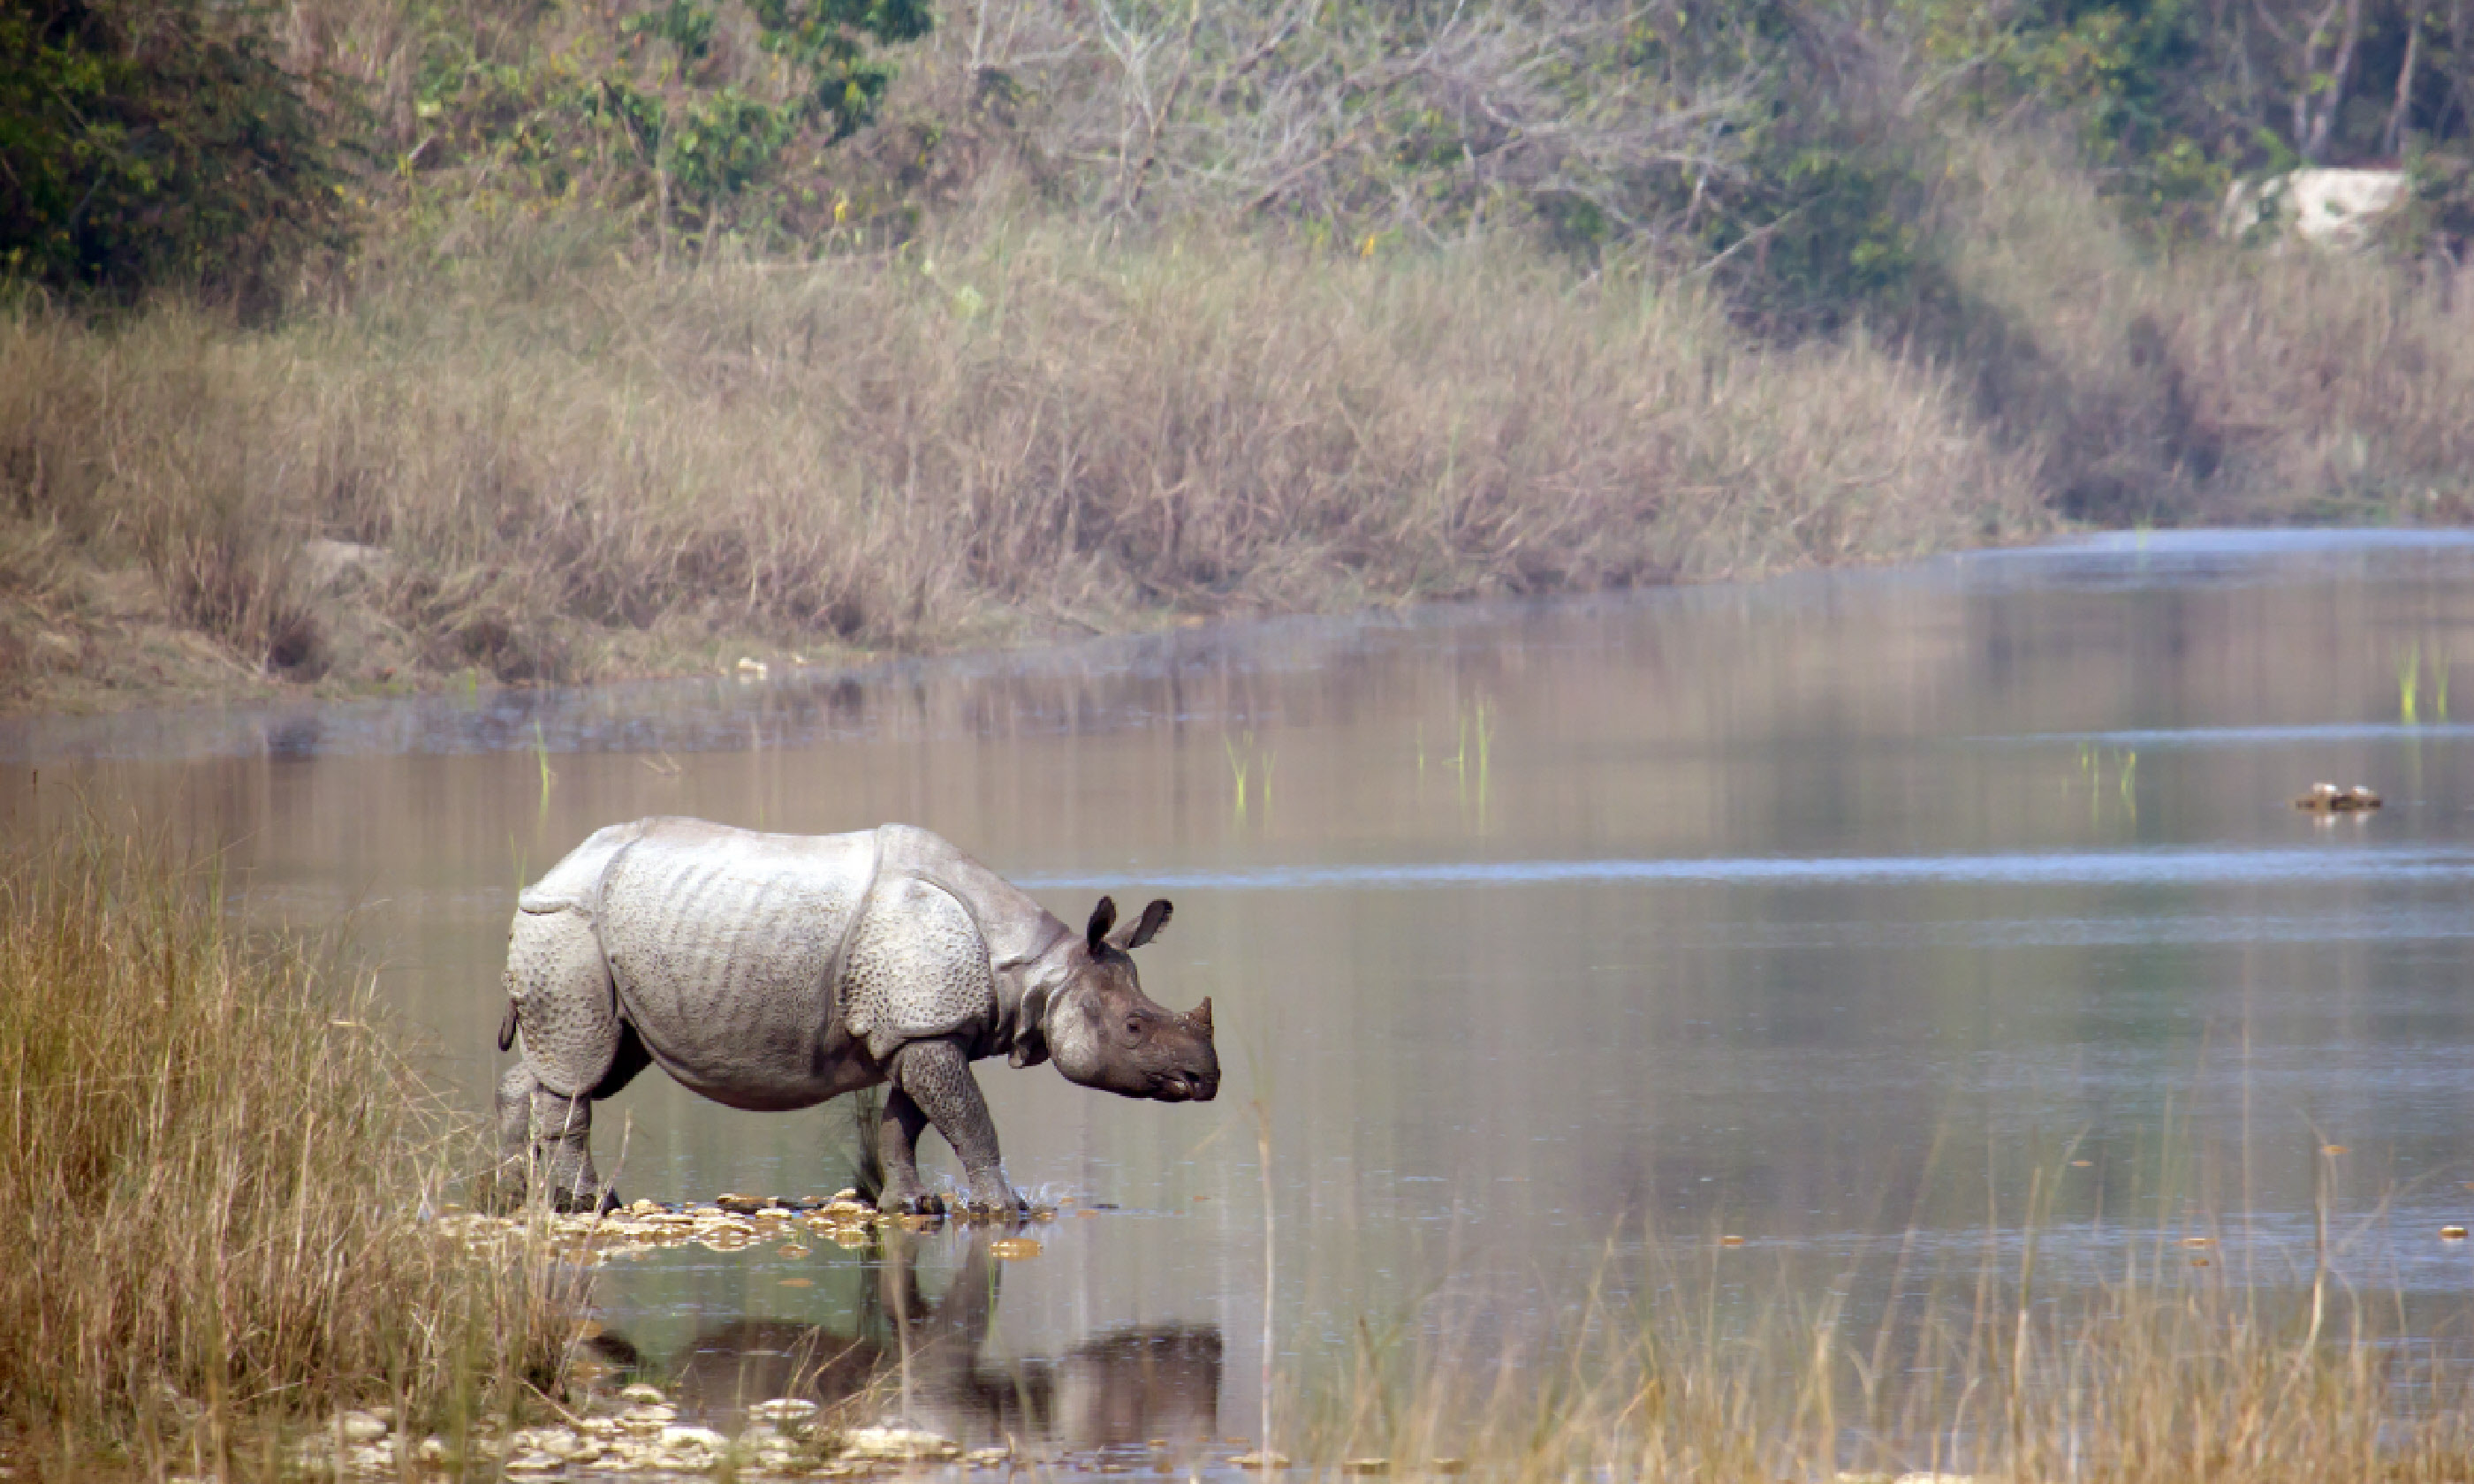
5,0 -> 2474,706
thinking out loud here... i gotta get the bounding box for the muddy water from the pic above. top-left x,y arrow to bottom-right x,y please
11,530 -> 2474,1454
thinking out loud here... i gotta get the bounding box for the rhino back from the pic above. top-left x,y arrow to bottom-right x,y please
596,821 -> 876,1109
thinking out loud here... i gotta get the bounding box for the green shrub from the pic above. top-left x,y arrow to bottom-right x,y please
0,0 -> 355,309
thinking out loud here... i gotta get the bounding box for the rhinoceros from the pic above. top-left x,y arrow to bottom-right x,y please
491,817 -> 1218,1214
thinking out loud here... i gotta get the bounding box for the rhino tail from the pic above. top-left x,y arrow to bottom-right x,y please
497,997 -> 520,1054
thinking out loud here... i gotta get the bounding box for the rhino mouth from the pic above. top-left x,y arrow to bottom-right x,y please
1151,1071 -> 1216,1102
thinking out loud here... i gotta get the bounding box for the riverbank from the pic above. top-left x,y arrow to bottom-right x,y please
10,143 -> 2474,716
0,225 -> 2051,716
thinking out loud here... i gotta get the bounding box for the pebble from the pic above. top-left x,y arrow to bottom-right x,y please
750,1397 -> 821,1426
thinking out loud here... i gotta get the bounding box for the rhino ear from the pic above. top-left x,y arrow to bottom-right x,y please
1112,898 -> 1172,950
1085,897 -> 1118,956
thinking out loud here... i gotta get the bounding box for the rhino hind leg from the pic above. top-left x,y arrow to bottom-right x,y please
486,1063 -> 618,1212
500,905 -> 627,1213
530,1080 -> 617,1212
487,1064 -> 535,1213
505,904 -> 622,1096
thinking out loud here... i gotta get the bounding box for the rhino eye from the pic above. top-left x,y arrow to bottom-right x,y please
1125,1017 -> 1145,1038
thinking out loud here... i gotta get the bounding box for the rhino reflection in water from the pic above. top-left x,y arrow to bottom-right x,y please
495,818 -> 1219,1213
586,1231 -> 1222,1450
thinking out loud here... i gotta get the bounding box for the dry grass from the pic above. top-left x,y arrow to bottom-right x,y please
0,230 -> 2047,702
0,828 -> 578,1473
1273,1233 -> 2474,1483
1927,134 -> 2474,524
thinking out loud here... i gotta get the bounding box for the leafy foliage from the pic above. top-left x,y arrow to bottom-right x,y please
0,0 -> 354,307
402,0 -> 931,246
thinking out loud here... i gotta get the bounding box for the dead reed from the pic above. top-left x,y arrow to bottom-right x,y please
0,229 -> 2047,700
0,828 -> 576,1473
1265,1229 -> 2474,1484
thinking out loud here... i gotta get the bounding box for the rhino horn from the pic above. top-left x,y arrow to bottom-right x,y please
1191,996 -> 1213,1034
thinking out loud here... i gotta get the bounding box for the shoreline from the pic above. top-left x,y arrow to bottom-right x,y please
4,529 -> 2033,725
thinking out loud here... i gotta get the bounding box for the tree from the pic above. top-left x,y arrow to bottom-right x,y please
0,0 -> 352,307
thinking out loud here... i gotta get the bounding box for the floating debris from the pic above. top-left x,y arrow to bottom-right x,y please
2295,782 -> 2381,812
1230,1451 -> 1292,1469
1430,1461 -> 1468,1476
1339,1459 -> 1391,1474
989,1236 -> 1043,1261
1719,1234 -> 1746,1247
2445,1225 -> 2469,1241
2179,1236 -> 2213,1248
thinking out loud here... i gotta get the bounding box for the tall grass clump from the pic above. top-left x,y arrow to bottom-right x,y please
0,829 -> 574,1468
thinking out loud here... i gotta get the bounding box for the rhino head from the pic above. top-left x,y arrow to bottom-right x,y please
1029,897 -> 1218,1103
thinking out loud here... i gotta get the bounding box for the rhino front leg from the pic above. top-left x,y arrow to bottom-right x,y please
880,1039 -> 1023,1215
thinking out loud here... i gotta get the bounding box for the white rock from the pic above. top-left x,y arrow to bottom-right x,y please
336,1412 -> 391,1443
618,1383 -> 669,1404
660,1426 -> 732,1454
301,539 -> 394,590
844,1427 -> 961,1462
750,1397 -> 821,1425
2220,169 -> 2409,254
515,1427 -> 590,1458
502,1451 -> 563,1473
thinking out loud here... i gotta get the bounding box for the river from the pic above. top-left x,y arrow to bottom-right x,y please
7,530 -> 2474,1468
